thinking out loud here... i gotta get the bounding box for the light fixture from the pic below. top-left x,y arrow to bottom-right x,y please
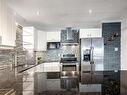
37,11 -> 40,15
72,45 -> 75,49
15,22 -> 18,26
62,71 -> 66,76
72,71 -> 75,75
89,9 -> 92,14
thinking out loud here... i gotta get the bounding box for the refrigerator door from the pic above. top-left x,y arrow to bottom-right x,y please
92,38 -> 104,71
81,38 -> 91,72
80,38 -> 104,84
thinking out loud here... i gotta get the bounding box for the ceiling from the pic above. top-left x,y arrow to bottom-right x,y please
7,0 -> 127,31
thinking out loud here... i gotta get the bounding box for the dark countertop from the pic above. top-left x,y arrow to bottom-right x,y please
0,63 -> 125,95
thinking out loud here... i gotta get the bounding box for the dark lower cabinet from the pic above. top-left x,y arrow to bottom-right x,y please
102,71 -> 120,95
61,78 -> 78,90
81,71 -> 103,84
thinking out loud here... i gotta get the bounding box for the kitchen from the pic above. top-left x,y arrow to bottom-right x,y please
0,0 -> 127,95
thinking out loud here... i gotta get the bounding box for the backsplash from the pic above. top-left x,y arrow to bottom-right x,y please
43,49 -> 61,62
61,45 -> 79,60
39,45 -> 79,62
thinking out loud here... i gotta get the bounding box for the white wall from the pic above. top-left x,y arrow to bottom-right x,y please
121,19 -> 127,70
0,0 -> 16,46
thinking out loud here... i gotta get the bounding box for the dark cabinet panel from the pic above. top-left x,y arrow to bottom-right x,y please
61,78 -> 78,90
81,71 -> 103,84
102,71 -> 120,95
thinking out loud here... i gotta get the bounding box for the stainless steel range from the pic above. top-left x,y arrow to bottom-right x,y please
61,54 -> 77,63
60,54 -> 79,72
60,54 -> 79,90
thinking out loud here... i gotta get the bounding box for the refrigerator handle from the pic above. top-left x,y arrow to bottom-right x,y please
90,46 -> 94,64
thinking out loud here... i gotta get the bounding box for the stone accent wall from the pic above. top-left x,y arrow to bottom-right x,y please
15,25 -> 27,66
0,50 -> 15,68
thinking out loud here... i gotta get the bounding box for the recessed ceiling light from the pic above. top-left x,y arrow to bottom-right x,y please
15,22 -> 18,26
37,11 -> 40,15
89,9 -> 92,14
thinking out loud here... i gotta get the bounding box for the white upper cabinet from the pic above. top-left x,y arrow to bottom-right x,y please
23,27 -> 47,51
0,0 -> 16,46
47,31 -> 60,42
34,30 -> 47,51
23,27 -> 35,50
80,29 -> 102,38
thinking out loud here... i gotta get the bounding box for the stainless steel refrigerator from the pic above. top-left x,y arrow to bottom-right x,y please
80,38 -> 104,92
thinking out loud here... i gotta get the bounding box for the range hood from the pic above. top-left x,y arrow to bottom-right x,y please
66,27 -> 73,41
61,27 -> 79,44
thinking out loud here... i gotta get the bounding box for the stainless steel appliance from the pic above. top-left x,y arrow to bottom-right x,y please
60,54 -> 79,71
60,54 -> 77,64
80,38 -> 104,92
61,27 -> 79,43
60,54 -> 79,90
47,42 -> 60,50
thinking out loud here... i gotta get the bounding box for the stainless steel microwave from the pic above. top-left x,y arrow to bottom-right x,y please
47,42 -> 60,50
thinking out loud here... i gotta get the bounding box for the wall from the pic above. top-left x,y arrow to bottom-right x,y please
102,22 -> 121,71
38,45 -> 79,62
61,45 -> 79,60
15,25 -> 27,67
102,22 -> 121,95
121,19 -> 127,95
0,0 -> 16,46
43,50 -> 61,62
121,19 -> 127,70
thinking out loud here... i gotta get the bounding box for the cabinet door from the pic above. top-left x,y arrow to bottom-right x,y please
47,32 -> 60,42
80,29 -> 102,38
34,73 -> 47,93
34,30 -> 47,51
